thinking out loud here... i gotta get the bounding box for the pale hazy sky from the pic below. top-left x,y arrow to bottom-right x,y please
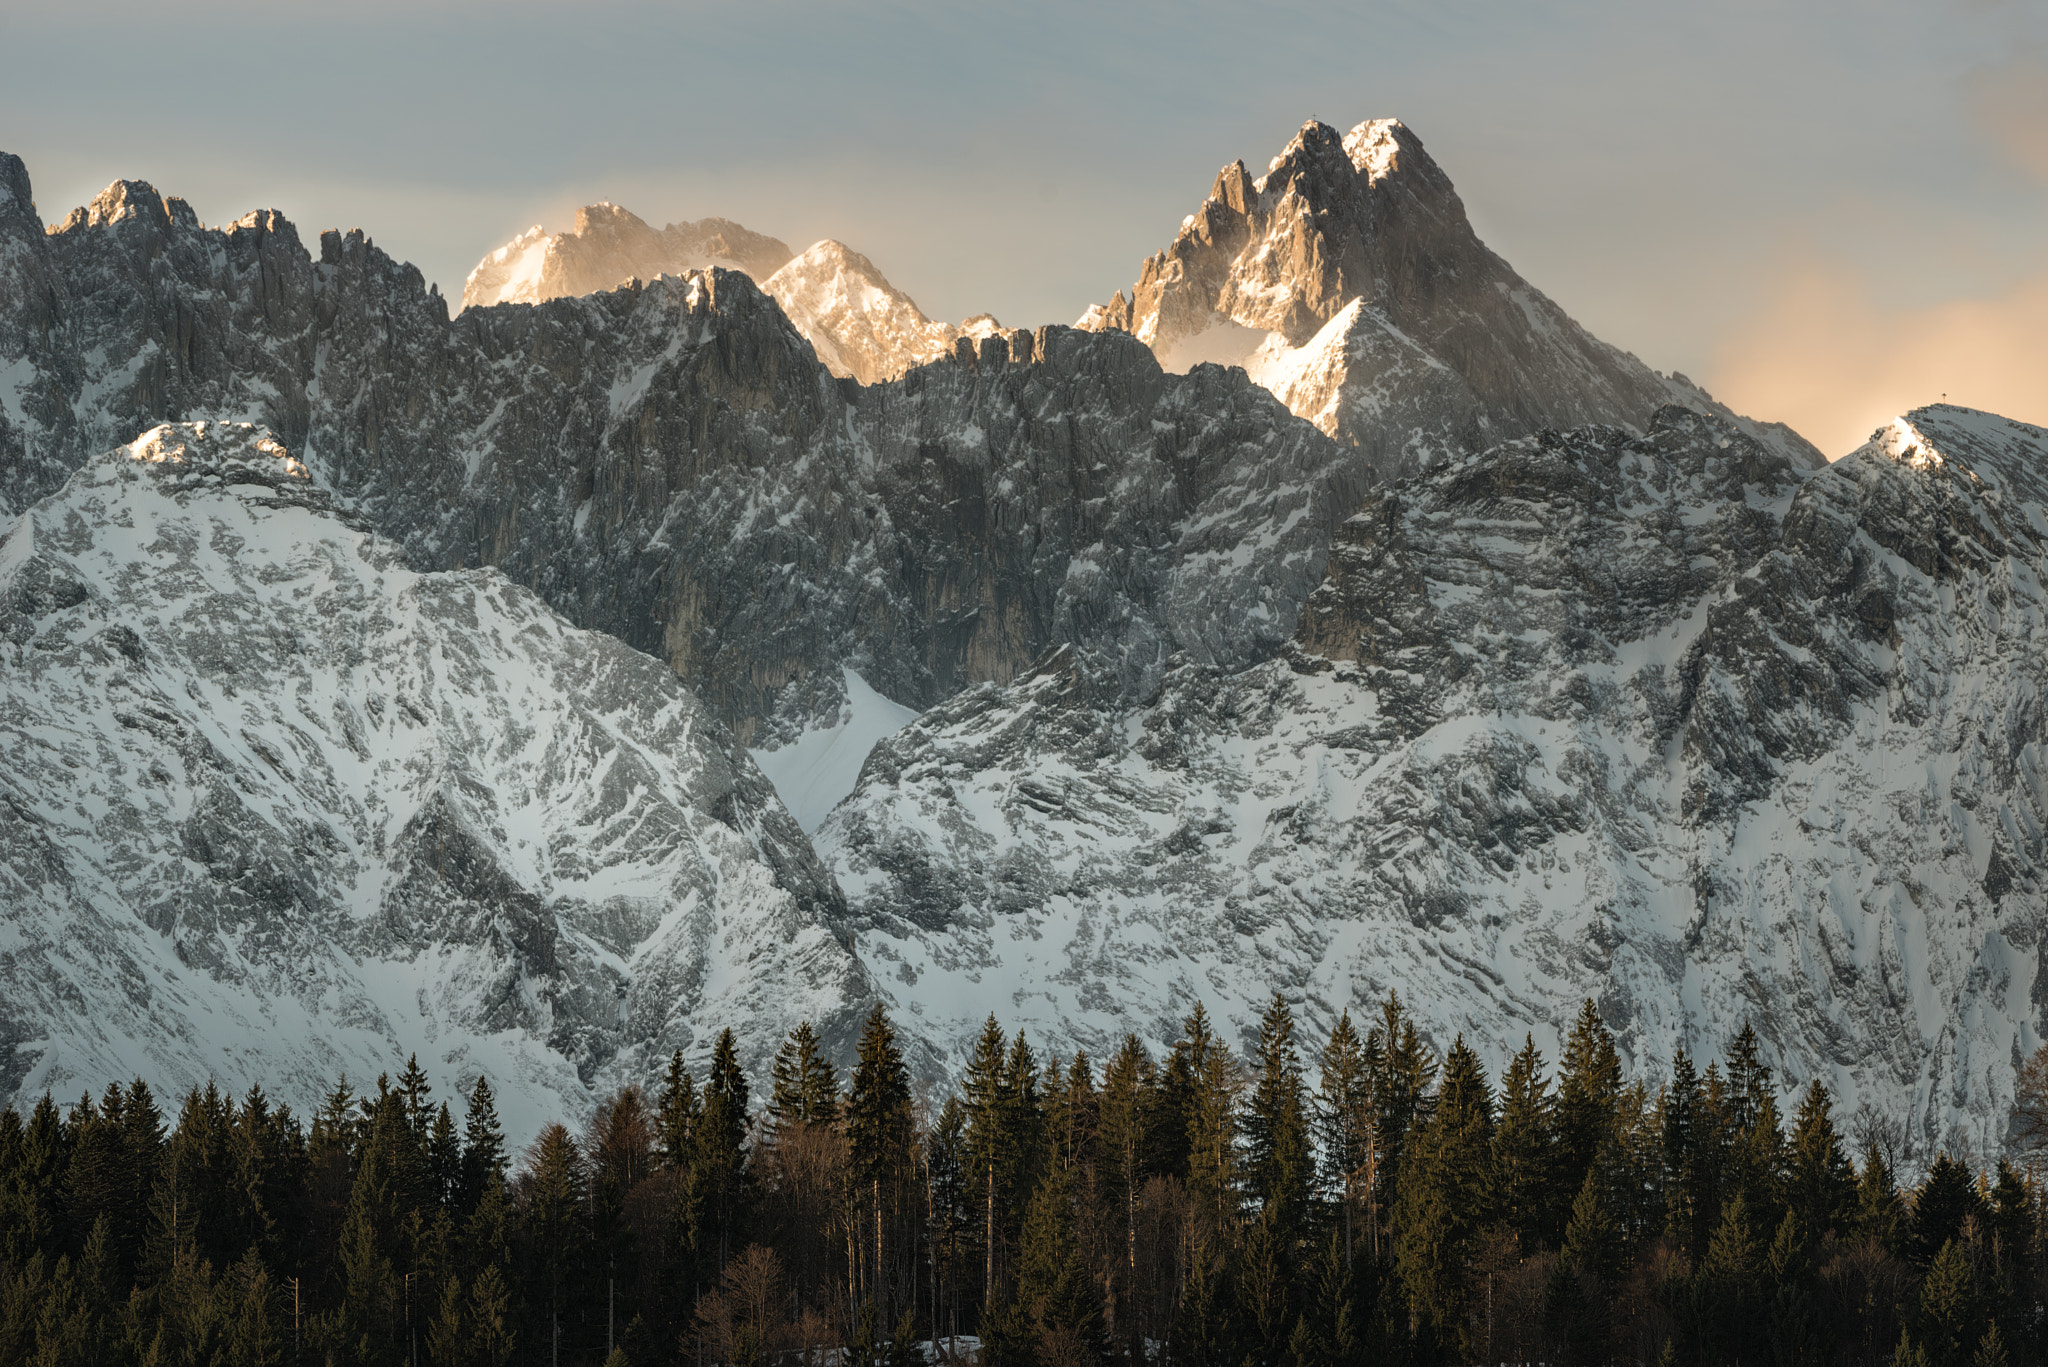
3,0 -> 2042,454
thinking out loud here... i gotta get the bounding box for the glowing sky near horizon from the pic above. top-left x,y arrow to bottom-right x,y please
2,0 -> 2042,454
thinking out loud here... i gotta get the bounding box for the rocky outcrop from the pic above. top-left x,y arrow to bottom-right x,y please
1079,119 -> 1823,476
0,421 -> 874,1132
822,404 -> 2048,1152
460,201 -> 793,308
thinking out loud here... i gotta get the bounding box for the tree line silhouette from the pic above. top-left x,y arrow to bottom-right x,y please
1,993 -> 2043,1366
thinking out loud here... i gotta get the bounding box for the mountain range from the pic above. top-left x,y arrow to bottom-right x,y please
0,119 -> 2039,1154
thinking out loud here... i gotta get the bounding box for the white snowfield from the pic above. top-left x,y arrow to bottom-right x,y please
750,668 -> 922,835
0,423 -> 871,1139
822,405 -> 2048,1156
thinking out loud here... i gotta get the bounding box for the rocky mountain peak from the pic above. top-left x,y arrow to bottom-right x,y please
1081,115 -> 1818,479
461,203 -> 794,310
80,178 -> 171,233
759,239 -> 959,384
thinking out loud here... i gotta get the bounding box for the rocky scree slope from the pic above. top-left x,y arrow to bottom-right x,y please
0,421 -> 872,1133
1080,118 -> 1821,478
0,152 -> 1356,745
823,404 -> 2048,1151
461,200 -> 793,309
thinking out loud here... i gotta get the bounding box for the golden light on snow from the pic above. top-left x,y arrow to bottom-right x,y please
1708,260 -> 2048,459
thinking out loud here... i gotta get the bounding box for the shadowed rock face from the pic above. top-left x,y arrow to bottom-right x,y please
0,420 -> 874,1134
0,153 -> 1352,743
823,404 -> 2048,1152
1079,119 -> 1823,477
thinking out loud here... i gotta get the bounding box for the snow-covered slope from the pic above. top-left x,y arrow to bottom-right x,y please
750,669 -> 922,833
460,201 -> 792,309
822,404 -> 2048,1152
0,421 -> 873,1135
1081,118 -> 1822,476
761,240 -> 985,385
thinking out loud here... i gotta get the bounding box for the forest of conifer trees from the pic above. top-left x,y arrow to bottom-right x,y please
2,994 -> 2044,1367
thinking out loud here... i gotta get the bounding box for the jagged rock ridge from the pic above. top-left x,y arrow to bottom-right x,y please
0,151 -> 1351,747
823,404 -> 2048,1152
0,421 -> 874,1134
1079,118 -> 1822,477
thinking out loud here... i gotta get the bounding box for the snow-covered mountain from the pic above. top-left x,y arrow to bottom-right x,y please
0,152 -> 1350,745
822,403 -> 2048,1151
0,421 -> 871,1134
463,206 -> 992,387
3,137 -> 2040,1152
1078,118 -> 1821,477
761,239 -> 1002,385
460,201 -> 792,309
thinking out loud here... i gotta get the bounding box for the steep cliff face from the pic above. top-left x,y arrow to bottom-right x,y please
822,405 -> 2048,1149
0,155 -> 1350,742
1078,119 -> 1822,476
0,422 -> 872,1133
460,201 -> 793,308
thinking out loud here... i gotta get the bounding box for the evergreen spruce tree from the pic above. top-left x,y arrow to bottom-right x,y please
1911,1155 -> 1982,1267
1662,1046 -> 1721,1258
697,1028 -> 752,1273
1695,1191 -> 1764,1365
1096,1034 -> 1150,1310
1166,1237 -> 1245,1367
460,1076 -> 507,1214
1366,993 -> 1434,1190
654,1050 -> 699,1171
1391,1036 -> 1492,1352
1011,1162 -> 1107,1365
522,1122 -> 587,1367
1048,1052 -> 1098,1175
1723,1023 -> 1788,1232
1243,993 -> 1313,1247
1916,1237 -> 1982,1367
963,1015 -> 1016,1306
1316,1011 -> 1373,1262
768,1021 -> 840,1131
1555,999 -> 1621,1239
1180,1003 -> 1239,1238
398,1054 -> 434,1139
427,1272 -> 467,1367
1287,1229 -> 1358,1367
1985,1160 -> 2031,1272
1854,1139 -> 1907,1252
1560,1164 -> 1626,1286
470,1263 -> 517,1367
1785,1078 -> 1855,1238
847,1004 -> 913,1311
428,1102 -> 462,1212
1973,1321 -> 2011,1367
337,1128 -> 402,1364
1491,1034 -> 1556,1250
